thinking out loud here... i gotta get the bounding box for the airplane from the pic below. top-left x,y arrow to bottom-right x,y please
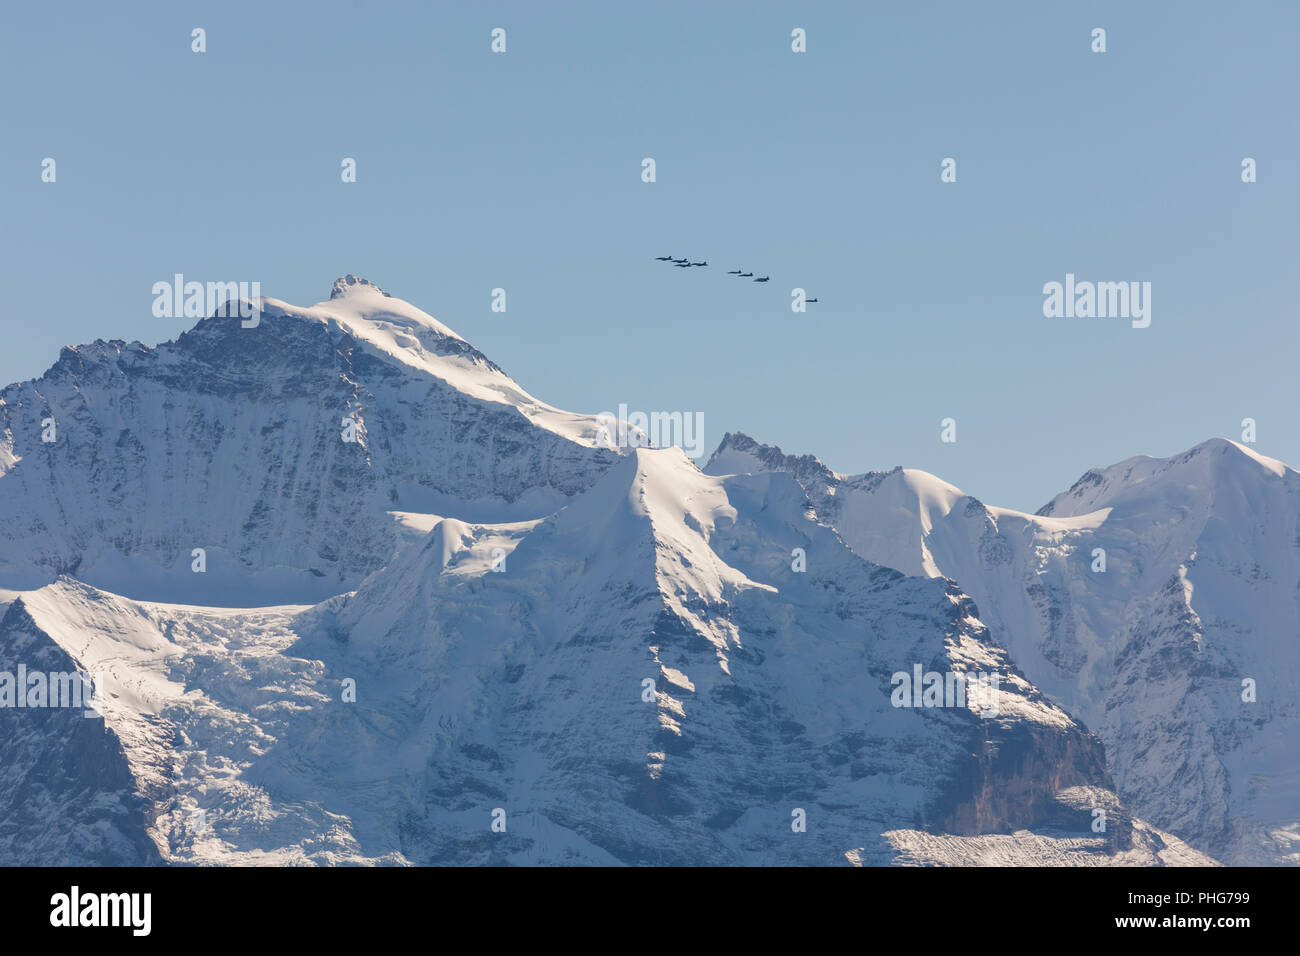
727,269 -> 742,275
671,257 -> 688,263
753,276 -> 770,282
806,297 -> 818,303
690,261 -> 707,267
655,255 -> 673,261
739,272 -> 753,277
674,262 -> 691,268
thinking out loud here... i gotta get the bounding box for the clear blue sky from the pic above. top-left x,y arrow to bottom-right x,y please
2,1 -> 1297,511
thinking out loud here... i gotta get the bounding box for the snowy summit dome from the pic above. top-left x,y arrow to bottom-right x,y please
330,274 -> 389,299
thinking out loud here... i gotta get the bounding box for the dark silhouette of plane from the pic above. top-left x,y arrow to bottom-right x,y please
739,272 -> 753,277
655,255 -> 673,261
671,257 -> 688,263
674,262 -> 691,268
806,297 -> 818,303
754,276 -> 770,282
727,269 -> 742,274
690,261 -> 707,267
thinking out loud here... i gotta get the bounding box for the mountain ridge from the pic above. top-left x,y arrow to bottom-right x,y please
0,278 -> 1278,865
707,430 -> 1300,864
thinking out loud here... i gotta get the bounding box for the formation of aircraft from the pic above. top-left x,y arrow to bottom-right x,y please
654,257 -> 813,298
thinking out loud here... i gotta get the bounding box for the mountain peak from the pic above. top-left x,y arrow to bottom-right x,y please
705,432 -> 837,484
1189,436 -> 1289,477
330,275 -> 389,299
1037,436 -> 1293,518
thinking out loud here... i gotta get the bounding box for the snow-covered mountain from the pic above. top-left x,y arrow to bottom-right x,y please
0,276 -> 622,605
707,432 -> 1300,864
0,454 -> 1200,865
0,278 -> 1235,865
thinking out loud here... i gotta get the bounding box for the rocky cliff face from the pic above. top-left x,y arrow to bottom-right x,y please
0,599 -> 161,865
931,719 -> 1124,847
0,280 -> 621,604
